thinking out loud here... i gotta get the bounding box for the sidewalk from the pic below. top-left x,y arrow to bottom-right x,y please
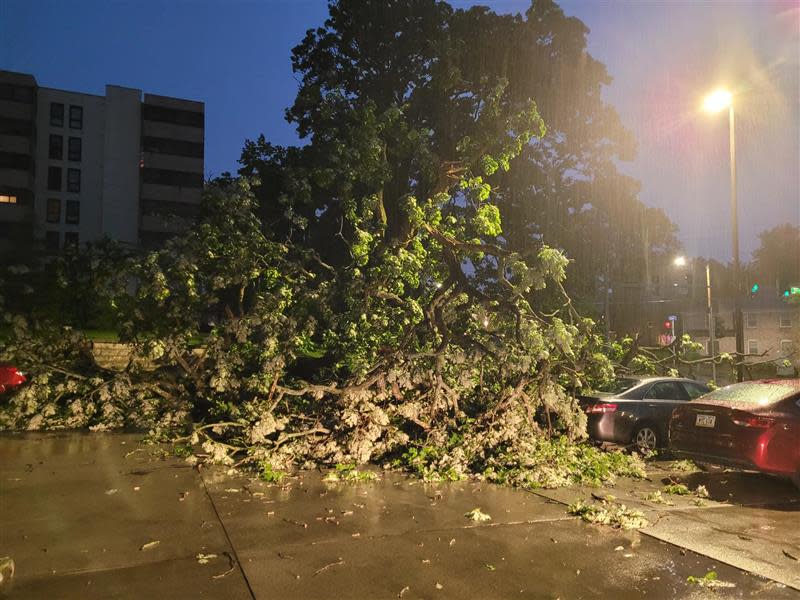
1,432 -> 797,599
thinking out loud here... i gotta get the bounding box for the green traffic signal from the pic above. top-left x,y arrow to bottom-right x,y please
750,283 -> 759,294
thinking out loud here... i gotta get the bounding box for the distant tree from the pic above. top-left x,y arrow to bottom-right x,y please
751,223 -> 800,292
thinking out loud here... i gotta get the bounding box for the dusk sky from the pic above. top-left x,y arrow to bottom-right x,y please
2,0 -> 798,262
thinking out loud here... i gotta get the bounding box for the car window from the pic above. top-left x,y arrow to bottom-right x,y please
682,382 -> 709,400
595,378 -> 640,395
644,382 -> 688,401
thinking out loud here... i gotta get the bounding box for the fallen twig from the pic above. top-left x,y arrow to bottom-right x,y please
314,558 -> 345,576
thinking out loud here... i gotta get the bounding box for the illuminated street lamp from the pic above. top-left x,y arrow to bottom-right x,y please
702,88 -> 744,382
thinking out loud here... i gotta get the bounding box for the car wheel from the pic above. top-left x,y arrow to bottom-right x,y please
633,425 -> 659,452
792,470 -> 800,491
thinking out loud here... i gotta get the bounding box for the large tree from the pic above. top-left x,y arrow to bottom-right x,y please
241,0 -> 679,304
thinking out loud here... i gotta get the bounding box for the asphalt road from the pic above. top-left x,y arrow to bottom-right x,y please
1,432 -> 798,599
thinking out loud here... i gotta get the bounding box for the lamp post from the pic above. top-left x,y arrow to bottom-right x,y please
703,89 -> 744,382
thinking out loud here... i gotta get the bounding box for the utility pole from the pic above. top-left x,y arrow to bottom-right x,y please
706,263 -> 717,382
729,103 -> 744,382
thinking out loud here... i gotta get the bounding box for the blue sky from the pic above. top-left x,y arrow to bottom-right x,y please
2,0 -> 798,261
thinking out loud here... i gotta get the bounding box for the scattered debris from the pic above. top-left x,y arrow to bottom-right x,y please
783,550 -> 798,561
351,533 -> 361,538
104,488 -> 118,495
644,491 -> 674,506
464,508 -> 491,522
669,460 -> 698,472
485,564 -> 496,571
140,540 -> 160,551
196,553 -> 217,564
449,538 -> 456,547
614,546 -> 624,551
686,571 -> 736,588
398,585 -> 410,598
567,500 -> 648,530
224,488 -> 241,493
662,483 -> 691,496
435,583 -> 443,590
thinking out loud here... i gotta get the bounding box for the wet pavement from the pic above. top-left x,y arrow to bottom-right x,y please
1,432 -> 798,599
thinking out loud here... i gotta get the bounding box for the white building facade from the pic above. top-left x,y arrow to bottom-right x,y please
1,70 -> 204,255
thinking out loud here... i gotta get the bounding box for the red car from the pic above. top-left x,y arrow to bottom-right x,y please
0,364 -> 26,395
669,379 -> 800,488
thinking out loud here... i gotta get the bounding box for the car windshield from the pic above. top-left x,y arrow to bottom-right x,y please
702,382 -> 797,406
595,378 -> 640,395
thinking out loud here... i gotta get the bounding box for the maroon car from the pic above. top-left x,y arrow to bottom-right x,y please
669,379 -> 800,488
0,364 -> 26,395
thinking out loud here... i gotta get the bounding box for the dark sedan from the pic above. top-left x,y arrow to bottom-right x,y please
669,379 -> 800,488
580,376 -> 710,451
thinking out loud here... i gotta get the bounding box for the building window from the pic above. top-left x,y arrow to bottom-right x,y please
47,166 -> 62,191
65,199 -> 80,224
67,168 -> 81,192
0,194 -> 18,204
46,198 -> 61,223
49,134 -> 63,160
69,105 -> 83,129
67,137 -> 82,162
64,231 -> 79,250
780,314 -> 792,328
780,339 -> 794,354
747,340 -> 759,355
746,313 -> 757,328
45,231 -> 60,251
50,103 -> 64,127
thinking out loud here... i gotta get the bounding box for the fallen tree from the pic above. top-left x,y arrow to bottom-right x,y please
0,0 -> 656,488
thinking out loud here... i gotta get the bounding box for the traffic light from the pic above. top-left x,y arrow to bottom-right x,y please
664,320 -> 672,330
750,283 -> 759,295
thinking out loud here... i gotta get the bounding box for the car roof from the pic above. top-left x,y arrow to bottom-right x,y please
622,376 -> 704,385
724,378 -> 800,388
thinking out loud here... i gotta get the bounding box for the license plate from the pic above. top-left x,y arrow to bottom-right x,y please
695,414 -> 716,428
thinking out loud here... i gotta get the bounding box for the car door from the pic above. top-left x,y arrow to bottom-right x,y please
642,381 -> 690,428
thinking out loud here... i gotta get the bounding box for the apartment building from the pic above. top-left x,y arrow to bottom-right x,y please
0,70 -> 204,256
681,290 -> 800,370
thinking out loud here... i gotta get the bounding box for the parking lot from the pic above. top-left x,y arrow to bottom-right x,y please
1,433 -> 798,599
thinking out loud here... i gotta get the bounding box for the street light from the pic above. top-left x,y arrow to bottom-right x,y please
702,88 -> 744,382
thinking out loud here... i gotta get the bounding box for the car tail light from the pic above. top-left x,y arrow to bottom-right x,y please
585,403 -> 618,414
731,415 -> 775,429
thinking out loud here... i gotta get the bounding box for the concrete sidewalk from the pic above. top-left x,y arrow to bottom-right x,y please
1,432 -> 797,599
